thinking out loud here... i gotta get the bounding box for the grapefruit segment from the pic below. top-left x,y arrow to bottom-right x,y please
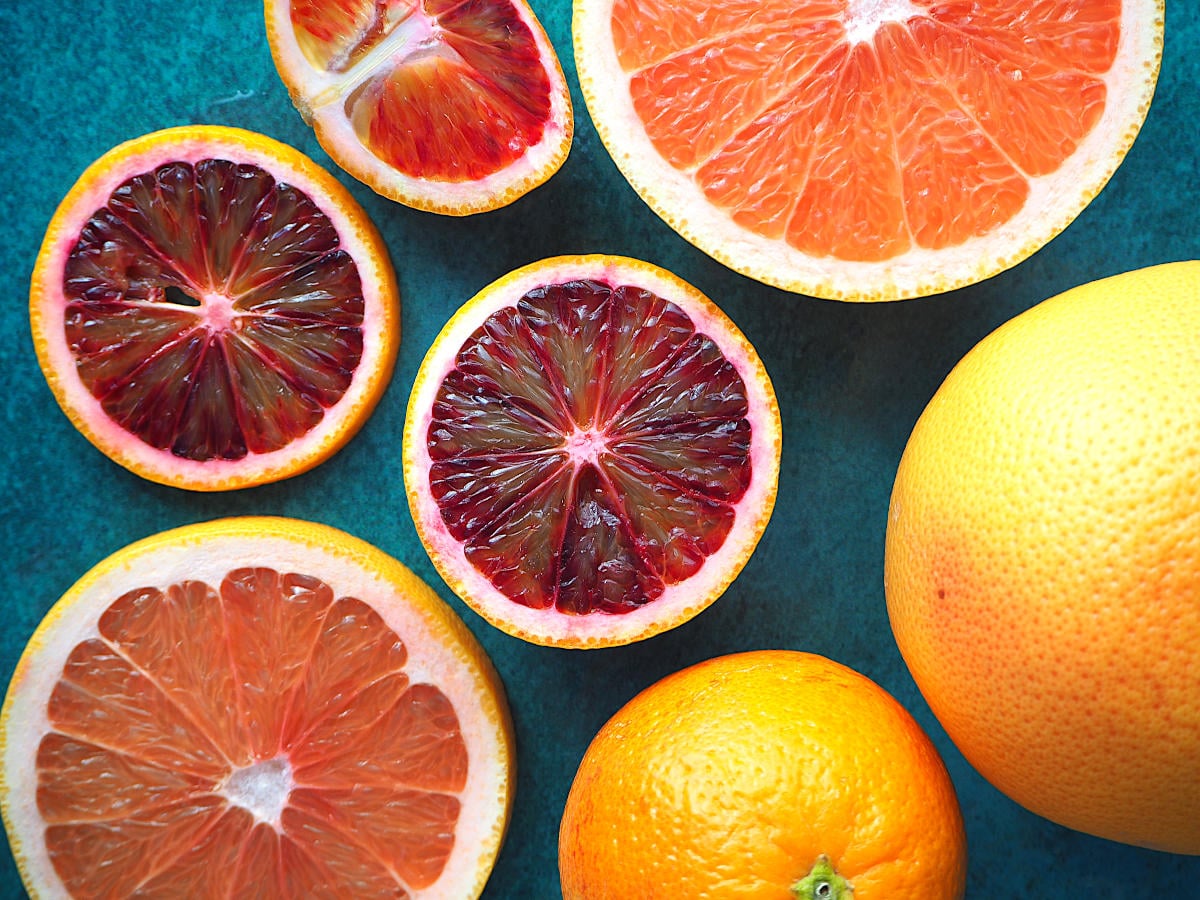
404,255 -> 781,647
1,517 -> 513,898
575,0 -> 1163,299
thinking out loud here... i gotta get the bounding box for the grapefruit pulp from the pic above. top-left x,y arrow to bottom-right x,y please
0,517 -> 514,897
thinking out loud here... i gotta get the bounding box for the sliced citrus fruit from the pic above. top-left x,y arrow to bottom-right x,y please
265,0 -> 574,215
30,125 -> 400,491
403,255 -> 781,648
1,516 -> 514,898
573,0 -> 1164,301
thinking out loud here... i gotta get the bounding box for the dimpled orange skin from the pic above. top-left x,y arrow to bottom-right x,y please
558,651 -> 967,899
885,261 -> 1200,855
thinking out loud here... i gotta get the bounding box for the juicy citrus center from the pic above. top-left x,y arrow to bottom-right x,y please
220,757 -> 294,828
426,278 -> 753,616
63,157 -> 365,462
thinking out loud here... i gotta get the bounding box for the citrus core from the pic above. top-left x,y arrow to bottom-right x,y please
403,255 -> 781,648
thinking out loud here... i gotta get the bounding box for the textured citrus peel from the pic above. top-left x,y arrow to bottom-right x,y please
793,855 -> 853,900
403,255 -> 781,648
29,126 -> 400,491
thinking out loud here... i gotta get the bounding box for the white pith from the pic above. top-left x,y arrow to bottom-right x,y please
403,256 -> 782,648
220,757 -> 294,828
843,0 -> 926,45
0,519 -> 511,899
574,0 -> 1165,301
265,0 -> 572,213
29,127 -> 398,490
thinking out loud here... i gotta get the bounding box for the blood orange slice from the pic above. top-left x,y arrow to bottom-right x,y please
265,0 -> 574,215
403,255 -> 781,648
574,0 -> 1164,301
30,125 -> 400,491
0,517 -> 513,899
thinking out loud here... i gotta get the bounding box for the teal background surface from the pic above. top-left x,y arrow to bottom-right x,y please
1,1 -> 1198,896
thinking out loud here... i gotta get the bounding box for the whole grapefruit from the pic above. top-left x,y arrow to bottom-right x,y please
885,261 -> 1200,854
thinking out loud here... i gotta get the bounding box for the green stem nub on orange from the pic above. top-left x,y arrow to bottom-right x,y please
793,855 -> 853,900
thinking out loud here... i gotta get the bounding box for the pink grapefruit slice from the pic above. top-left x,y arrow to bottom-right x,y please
573,0 -> 1164,300
0,517 -> 514,898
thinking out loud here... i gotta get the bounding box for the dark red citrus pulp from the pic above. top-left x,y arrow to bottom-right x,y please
427,279 -> 753,616
63,158 -> 365,462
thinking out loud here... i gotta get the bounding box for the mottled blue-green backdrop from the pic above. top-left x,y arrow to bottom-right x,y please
1,1 -> 1197,897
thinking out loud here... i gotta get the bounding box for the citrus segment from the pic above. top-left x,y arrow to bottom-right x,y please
266,0 -> 574,214
1,517 -> 513,898
558,651 -> 968,899
574,0 -> 1163,299
404,255 -> 780,647
885,262 -> 1200,853
31,125 -> 399,491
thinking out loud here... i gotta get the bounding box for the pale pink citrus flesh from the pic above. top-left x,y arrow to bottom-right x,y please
37,566 -> 467,897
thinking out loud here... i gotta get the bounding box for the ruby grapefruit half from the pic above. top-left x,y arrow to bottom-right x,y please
30,125 -> 400,491
403,255 -> 782,648
0,516 -> 514,898
574,0 -> 1164,301
265,0 -> 574,215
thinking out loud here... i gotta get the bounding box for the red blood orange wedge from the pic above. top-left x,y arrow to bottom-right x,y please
30,125 -> 400,491
0,517 -> 513,898
573,0 -> 1164,300
403,255 -> 781,648
265,0 -> 574,215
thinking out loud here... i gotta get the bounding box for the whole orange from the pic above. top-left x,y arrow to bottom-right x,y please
558,650 -> 967,899
885,261 -> 1200,854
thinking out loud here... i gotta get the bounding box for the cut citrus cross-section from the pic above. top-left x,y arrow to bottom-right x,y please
266,0 -> 574,214
574,0 -> 1164,300
403,255 -> 782,648
0,517 -> 514,898
30,125 -> 400,491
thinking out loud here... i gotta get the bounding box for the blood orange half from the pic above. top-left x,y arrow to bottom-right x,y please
574,0 -> 1164,301
0,517 -> 514,899
30,125 -> 400,491
403,255 -> 781,648
265,0 -> 574,215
